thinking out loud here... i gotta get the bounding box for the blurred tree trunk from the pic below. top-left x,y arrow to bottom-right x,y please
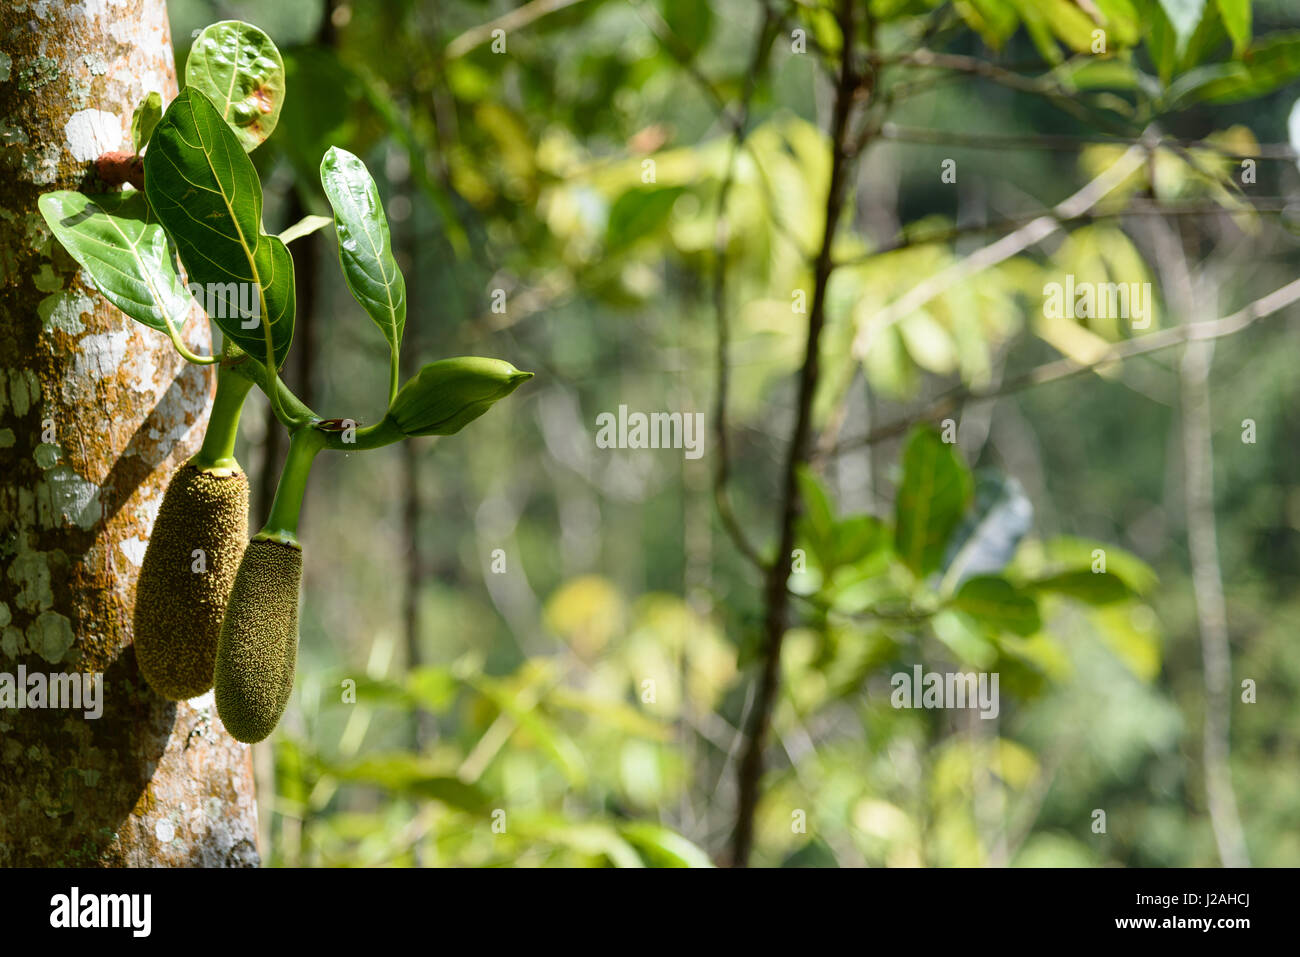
0,0 -> 258,866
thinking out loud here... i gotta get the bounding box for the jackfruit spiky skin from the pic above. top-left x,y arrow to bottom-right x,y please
214,539 -> 302,743
134,461 -> 249,700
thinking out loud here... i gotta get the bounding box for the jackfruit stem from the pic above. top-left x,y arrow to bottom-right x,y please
256,427 -> 326,545
192,365 -> 254,472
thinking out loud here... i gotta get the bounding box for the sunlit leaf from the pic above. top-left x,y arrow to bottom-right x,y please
894,426 -> 973,577
279,214 -> 333,245
320,147 -> 407,368
184,19 -> 285,150
1157,0 -> 1206,53
1214,0 -> 1250,55
618,821 -> 714,867
38,190 -> 193,338
131,91 -> 162,152
144,87 -> 295,369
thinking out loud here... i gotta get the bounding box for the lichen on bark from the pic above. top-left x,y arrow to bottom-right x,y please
0,0 -> 259,867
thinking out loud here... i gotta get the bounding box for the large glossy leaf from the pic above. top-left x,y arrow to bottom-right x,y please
144,87 -> 294,369
320,147 -> 406,368
38,190 -> 192,338
387,357 -> 532,436
894,426 -> 973,577
184,20 -> 285,151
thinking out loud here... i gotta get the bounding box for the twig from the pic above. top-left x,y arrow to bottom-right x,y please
730,0 -> 866,867
827,274 -> 1300,456
834,198 -> 1287,271
878,122 -> 1299,160
445,0 -> 591,59
1145,215 -> 1252,868
849,144 -> 1147,358
710,9 -> 779,571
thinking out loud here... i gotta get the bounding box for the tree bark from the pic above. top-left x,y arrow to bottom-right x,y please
0,0 -> 259,866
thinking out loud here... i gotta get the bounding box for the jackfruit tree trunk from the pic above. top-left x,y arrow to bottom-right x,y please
0,0 -> 259,866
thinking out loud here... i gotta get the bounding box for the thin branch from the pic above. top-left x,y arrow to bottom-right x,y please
849,144 -> 1147,357
834,198 -> 1288,270
445,0 -> 590,59
825,274 -> 1300,456
1145,215 -> 1252,868
709,9 -> 779,572
878,122 -> 1299,161
626,0 -> 741,133
877,49 -> 1135,135
730,0 -> 867,868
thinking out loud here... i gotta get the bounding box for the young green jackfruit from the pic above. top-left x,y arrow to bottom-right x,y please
134,461 -> 249,700
214,539 -> 302,743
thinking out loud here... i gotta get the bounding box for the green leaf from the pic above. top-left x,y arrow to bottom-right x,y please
1094,0 -> 1142,48
38,190 -> 193,340
954,0 -> 1021,51
894,425 -> 973,577
1171,33 -> 1300,105
1029,569 -> 1133,604
184,20 -> 285,151
1214,0 -> 1250,55
796,466 -> 836,548
387,357 -> 532,437
659,0 -> 713,53
618,821 -> 715,867
145,87 -> 295,370
323,753 -> 488,811
828,514 -> 888,571
131,91 -> 162,152
1042,537 -> 1157,594
1037,0 -> 1103,54
951,575 -> 1042,636
278,214 -> 333,245
781,838 -> 840,868
931,610 -> 998,668
1144,1 -> 1180,84
1158,0 -> 1206,53
605,187 -> 684,252
467,674 -> 587,786
320,147 -> 406,373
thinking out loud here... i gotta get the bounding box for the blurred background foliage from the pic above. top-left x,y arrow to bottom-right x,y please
163,0 -> 1300,866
